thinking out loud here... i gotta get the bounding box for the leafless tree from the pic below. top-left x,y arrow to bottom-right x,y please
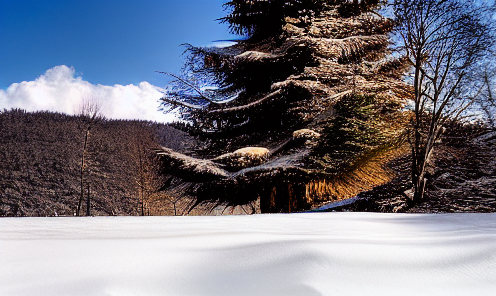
478,62 -> 496,127
130,121 -> 185,216
393,0 -> 495,203
130,121 -> 156,216
76,98 -> 104,216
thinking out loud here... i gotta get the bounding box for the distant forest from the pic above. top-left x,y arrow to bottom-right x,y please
0,109 -> 194,216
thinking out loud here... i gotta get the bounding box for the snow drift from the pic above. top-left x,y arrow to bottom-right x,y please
1,213 -> 495,296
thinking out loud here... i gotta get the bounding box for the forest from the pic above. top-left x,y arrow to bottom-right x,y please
0,109 -> 200,216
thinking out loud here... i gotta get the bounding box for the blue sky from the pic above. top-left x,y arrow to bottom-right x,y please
0,0 -> 236,121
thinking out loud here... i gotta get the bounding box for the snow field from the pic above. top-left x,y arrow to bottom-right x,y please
1,213 -> 495,296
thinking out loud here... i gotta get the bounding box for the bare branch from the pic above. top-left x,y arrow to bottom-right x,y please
160,96 -> 205,110
207,89 -> 283,114
157,72 -> 214,103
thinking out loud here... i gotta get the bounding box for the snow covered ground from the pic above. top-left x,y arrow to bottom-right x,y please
1,213 -> 495,296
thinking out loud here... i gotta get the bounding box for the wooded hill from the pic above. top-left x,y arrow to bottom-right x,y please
1,108 -> 493,216
0,109 -> 195,217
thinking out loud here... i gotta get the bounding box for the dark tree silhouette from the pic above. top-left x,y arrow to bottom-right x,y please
157,0 -> 412,213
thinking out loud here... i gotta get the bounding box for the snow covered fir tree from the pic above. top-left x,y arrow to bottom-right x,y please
156,0 -> 413,213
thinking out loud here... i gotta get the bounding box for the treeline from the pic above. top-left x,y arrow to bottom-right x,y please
0,109 -> 195,217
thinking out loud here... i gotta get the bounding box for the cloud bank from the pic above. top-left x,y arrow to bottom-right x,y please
0,65 -> 175,122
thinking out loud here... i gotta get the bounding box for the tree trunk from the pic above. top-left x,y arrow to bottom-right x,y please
77,127 -> 90,216
410,43 -> 426,204
86,183 -> 91,216
138,144 -> 145,216
260,182 -> 302,213
411,124 -> 441,203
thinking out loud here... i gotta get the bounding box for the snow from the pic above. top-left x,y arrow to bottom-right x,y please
1,213 -> 495,296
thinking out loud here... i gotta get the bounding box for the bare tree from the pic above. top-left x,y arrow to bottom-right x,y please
130,121 -> 156,216
393,0 -> 495,203
130,121 -> 182,216
76,98 -> 104,216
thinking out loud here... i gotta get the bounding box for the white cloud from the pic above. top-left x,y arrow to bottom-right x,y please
210,41 -> 238,48
0,65 -> 176,122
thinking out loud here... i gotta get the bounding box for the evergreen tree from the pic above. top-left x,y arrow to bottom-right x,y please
157,0 -> 412,213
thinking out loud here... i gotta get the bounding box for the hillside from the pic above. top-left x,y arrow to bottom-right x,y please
326,122 -> 496,213
1,109 -> 494,216
0,109 -> 195,217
